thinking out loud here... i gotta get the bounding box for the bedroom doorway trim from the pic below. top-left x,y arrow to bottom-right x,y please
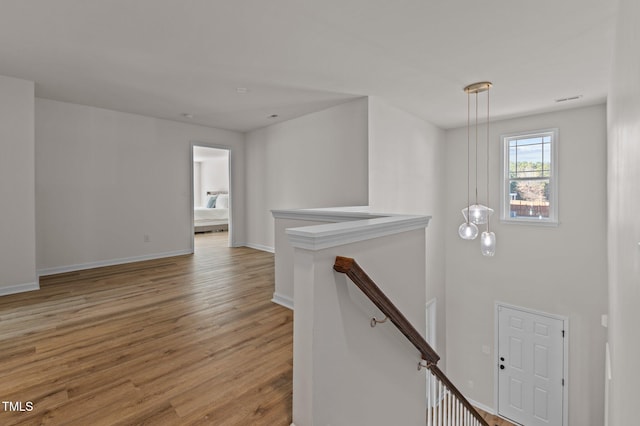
190,142 -> 234,252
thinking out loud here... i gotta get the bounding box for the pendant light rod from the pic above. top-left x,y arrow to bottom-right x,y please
464,82 -> 491,208
475,91 -> 479,205
466,90 -> 471,223
486,85 -> 491,232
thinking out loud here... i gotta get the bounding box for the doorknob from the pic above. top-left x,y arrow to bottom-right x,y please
500,357 -> 505,361
500,365 -> 505,370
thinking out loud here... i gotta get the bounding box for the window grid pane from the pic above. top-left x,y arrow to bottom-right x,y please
509,138 -> 551,179
504,130 -> 556,222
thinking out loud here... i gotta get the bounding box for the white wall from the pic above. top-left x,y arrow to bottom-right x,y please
292,227 -> 427,426
244,99 -> 369,250
607,0 -> 640,424
200,154 -> 229,202
367,97 -> 447,356
35,98 -> 245,273
445,104 -> 608,425
0,75 -> 36,294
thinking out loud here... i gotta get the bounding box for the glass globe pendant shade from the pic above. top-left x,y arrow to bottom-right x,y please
462,204 -> 494,225
458,221 -> 479,240
480,231 -> 496,256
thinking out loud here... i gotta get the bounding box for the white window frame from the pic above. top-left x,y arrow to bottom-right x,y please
500,128 -> 559,225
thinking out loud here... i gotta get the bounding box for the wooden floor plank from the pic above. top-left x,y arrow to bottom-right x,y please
477,407 -> 518,426
0,233 -> 292,426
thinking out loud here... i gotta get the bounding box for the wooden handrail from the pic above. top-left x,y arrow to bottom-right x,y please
334,256 -> 439,364
334,256 -> 489,426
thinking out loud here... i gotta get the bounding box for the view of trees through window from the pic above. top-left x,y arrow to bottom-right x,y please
508,135 -> 552,219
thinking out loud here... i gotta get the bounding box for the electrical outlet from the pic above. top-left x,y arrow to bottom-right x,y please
482,345 -> 491,355
467,380 -> 474,389
144,234 -> 150,243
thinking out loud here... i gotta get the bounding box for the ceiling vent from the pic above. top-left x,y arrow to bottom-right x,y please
555,95 -> 582,103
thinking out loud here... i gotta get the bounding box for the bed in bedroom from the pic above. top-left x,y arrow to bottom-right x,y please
194,191 -> 229,233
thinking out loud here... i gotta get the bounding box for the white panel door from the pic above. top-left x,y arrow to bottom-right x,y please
498,305 -> 565,426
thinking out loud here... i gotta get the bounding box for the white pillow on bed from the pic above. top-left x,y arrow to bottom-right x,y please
216,193 -> 229,208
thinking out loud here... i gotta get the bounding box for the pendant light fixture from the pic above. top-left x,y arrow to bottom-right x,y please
458,81 -> 496,256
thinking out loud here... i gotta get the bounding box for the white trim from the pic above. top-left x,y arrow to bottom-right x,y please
190,142 -> 234,249
286,214 -> 430,251
272,206 -> 380,222
500,218 -> 560,227
605,341 -> 612,380
243,242 -> 275,253
0,281 -> 40,296
494,301 -> 569,426
272,293 -> 294,310
605,342 -> 611,426
426,298 -> 437,351
37,249 -> 192,277
500,128 -> 559,225
469,398 -> 495,416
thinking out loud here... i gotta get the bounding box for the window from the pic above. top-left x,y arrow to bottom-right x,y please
501,129 -> 558,224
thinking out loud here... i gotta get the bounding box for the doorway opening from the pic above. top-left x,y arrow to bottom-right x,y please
191,144 -> 232,251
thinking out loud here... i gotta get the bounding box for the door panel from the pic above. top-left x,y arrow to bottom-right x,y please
498,305 -> 564,426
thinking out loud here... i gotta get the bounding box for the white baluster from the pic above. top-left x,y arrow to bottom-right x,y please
438,380 -> 443,426
427,372 -> 432,426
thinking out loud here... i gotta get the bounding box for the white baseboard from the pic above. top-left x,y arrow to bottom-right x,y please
243,242 -> 275,253
0,281 -> 40,297
37,249 -> 193,277
469,398 -> 495,415
272,292 -> 294,310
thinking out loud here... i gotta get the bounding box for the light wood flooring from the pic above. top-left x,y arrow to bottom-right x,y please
0,232 -> 292,425
1,232 -> 513,426
477,407 -> 517,426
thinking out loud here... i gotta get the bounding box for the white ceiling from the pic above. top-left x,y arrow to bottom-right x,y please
0,0 -> 617,132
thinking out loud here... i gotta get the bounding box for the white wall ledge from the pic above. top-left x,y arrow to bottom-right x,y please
272,206 -> 385,223
284,207 -> 429,424
276,207 -> 431,251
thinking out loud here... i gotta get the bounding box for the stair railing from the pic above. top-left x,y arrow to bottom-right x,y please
334,256 -> 489,426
